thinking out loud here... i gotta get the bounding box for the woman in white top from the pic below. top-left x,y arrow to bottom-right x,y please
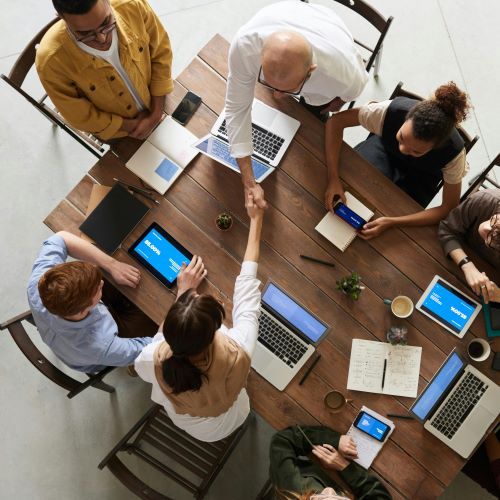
135,197 -> 264,442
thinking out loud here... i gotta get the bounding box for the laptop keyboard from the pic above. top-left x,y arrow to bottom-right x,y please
217,120 -> 285,161
430,371 -> 487,439
258,312 -> 308,368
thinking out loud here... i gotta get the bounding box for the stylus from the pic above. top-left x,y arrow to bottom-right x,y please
296,425 -> 315,448
386,414 -> 414,420
300,254 -> 335,268
113,178 -> 160,205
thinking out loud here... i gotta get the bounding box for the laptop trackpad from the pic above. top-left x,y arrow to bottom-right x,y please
252,101 -> 276,128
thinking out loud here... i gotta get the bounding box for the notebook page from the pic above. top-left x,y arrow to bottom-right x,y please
347,339 -> 386,393
384,345 -> 422,398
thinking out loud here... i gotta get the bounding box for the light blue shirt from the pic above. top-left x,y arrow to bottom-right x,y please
27,235 -> 152,373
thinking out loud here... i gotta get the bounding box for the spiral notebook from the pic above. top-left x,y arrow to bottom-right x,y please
315,192 -> 374,251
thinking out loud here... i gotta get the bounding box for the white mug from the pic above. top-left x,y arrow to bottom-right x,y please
384,295 -> 414,319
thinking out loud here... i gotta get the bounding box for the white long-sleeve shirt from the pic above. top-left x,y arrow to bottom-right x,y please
135,261 -> 261,442
225,1 -> 368,158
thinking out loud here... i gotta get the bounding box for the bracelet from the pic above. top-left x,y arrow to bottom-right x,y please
458,256 -> 471,268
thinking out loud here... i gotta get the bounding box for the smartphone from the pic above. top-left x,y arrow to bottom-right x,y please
333,201 -> 366,230
489,302 -> 500,330
492,351 -> 500,371
353,411 -> 390,442
171,91 -> 202,125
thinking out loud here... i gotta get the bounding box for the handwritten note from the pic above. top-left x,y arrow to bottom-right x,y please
347,339 -> 422,398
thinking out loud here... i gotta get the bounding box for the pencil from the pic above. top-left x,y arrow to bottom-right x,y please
298,354 -> 321,385
299,254 -> 335,268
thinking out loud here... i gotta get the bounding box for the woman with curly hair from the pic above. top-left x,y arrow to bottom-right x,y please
324,82 -> 472,239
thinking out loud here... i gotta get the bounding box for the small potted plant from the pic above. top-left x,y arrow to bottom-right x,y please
336,271 -> 364,300
386,326 -> 408,345
215,212 -> 233,231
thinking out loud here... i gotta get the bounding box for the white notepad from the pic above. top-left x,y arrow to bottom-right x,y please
347,406 -> 395,469
347,339 -> 422,398
126,116 -> 199,195
315,192 -> 374,251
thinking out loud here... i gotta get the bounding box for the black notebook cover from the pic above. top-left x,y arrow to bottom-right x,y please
79,184 -> 150,254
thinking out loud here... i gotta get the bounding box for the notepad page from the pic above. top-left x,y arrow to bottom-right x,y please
384,345 -> 422,398
314,192 -> 374,251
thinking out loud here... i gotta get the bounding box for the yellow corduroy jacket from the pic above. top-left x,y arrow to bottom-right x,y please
35,0 -> 173,140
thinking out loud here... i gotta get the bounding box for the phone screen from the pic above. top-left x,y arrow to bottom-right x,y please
172,91 -> 202,125
354,411 -> 390,442
333,202 -> 366,229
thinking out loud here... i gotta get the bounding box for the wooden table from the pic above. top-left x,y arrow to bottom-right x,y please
45,35 -> 499,499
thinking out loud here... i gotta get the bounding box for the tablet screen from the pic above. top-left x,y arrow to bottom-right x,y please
420,279 -> 478,334
128,223 -> 192,288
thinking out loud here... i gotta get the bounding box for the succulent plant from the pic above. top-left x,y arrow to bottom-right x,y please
336,271 -> 364,300
386,326 -> 408,345
215,212 -> 233,231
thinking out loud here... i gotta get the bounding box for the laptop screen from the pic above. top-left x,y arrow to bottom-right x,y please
411,352 -> 465,422
262,283 -> 328,343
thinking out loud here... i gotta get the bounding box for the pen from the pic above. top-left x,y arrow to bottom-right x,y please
296,424 -> 315,448
113,178 -> 160,205
386,414 -> 414,420
381,358 -> 387,390
299,254 -> 335,268
298,354 -> 321,385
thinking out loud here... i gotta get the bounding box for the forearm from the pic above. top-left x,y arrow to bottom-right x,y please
325,119 -> 344,183
448,248 -> 467,265
244,216 -> 263,262
149,94 -> 166,119
57,231 -> 115,273
386,204 -> 452,228
237,156 -> 255,188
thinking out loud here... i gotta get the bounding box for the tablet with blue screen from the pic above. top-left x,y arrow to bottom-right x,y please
128,222 -> 192,288
415,275 -> 481,338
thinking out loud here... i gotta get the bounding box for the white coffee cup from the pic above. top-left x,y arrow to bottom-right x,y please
467,338 -> 491,362
384,295 -> 414,318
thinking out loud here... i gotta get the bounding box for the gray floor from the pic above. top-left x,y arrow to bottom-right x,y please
0,1 -> 498,499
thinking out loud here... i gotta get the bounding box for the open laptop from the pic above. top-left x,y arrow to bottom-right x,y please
252,281 -> 329,391
410,349 -> 500,458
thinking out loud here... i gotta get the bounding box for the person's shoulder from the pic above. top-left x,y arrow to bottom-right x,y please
470,188 -> 500,206
36,19 -> 68,71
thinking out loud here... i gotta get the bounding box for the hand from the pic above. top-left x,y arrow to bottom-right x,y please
321,97 -> 345,114
176,255 -> 207,298
338,435 -> 358,459
109,260 -> 141,288
246,192 -> 265,220
324,178 -> 346,211
486,282 -> 500,303
359,217 -> 393,240
462,262 -> 490,299
129,112 -> 163,140
244,184 -> 267,210
312,444 -> 349,471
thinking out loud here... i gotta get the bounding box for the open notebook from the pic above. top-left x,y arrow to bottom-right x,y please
315,192 -> 374,251
126,116 -> 199,195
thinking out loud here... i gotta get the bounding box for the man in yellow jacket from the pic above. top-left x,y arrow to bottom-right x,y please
36,0 -> 173,141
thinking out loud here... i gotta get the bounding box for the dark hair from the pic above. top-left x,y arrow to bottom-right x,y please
52,0 -> 99,15
162,290 -> 225,394
406,82 -> 471,146
38,261 -> 102,316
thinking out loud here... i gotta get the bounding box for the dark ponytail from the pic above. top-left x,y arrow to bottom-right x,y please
406,81 -> 471,146
162,290 -> 225,394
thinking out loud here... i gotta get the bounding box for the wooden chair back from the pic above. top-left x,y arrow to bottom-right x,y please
99,405 -> 250,499
461,153 -> 500,201
1,18 -> 104,158
0,310 -> 115,399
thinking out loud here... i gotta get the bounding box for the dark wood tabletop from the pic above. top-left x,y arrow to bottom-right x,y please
44,35 -> 500,499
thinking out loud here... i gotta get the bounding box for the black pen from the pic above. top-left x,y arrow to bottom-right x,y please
299,254 -> 335,268
387,414 -> 414,420
296,424 -> 315,448
381,358 -> 387,390
299,354 -> 321,385
113,178 -> 160,205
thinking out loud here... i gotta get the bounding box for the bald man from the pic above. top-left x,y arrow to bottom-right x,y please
225,1 -> 368,208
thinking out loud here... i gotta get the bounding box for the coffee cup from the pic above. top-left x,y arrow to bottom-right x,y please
383,296 -> 414,319
324,390 -> 352,412
467,338 -> 491,362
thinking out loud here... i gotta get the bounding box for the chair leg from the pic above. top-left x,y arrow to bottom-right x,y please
374,43 -> 384,78
89,378 -> 115,394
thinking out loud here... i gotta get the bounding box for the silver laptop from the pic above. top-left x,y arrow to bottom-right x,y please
211,98 -> 300,168
410,349 -> 500,458
252,281 -> 329,391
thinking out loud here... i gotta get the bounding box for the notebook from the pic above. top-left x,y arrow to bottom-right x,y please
346,406 -> 395,469
80,184 -> 111,244
79,184 -> 150,254
315,192 -> 374,251
126,116 -> 199,195
347,339 -> 422,398
482,302 -> 500,337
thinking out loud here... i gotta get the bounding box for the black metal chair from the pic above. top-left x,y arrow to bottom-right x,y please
0,310 -> 115,399
0,18 -> 105,158
99,405 -> 250,499
461,153 -> 500,201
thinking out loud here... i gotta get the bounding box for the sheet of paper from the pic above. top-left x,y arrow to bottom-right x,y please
347,339 -> 421,398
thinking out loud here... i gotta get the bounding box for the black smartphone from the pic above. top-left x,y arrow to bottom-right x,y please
492,351 -> 500,371
171,91 -> 202,125
353,411 -> 390,442
333,201 -> 366,230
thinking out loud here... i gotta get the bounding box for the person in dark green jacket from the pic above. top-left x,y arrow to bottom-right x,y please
269,425 -> 392,500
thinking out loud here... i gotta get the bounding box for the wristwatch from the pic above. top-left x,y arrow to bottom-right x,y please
458,256 -> 471,268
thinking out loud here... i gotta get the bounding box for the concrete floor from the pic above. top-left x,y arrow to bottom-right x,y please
0,0 -> 499,498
